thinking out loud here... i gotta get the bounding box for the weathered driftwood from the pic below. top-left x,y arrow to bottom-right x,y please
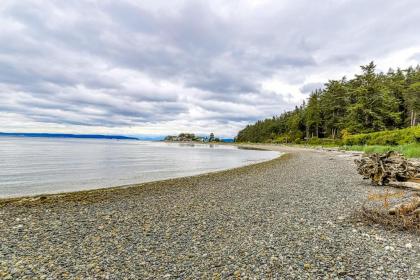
388,195 -> 420,215
410,177 -> 420,183
355,152 -> 420,229
355,151 -> 420,186
388,181 -> 420,191
361,201 -> 420,231
411,208 -> 420,216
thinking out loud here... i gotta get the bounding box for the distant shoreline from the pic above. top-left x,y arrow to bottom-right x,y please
0,132 -> 139,140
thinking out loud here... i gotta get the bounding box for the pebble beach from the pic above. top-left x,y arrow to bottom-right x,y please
1,145 -> 419,279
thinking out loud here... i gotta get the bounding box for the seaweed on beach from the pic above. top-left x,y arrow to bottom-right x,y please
358,191 -> 420,233
354,152 -> 420,232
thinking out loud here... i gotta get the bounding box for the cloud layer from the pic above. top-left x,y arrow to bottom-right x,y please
1,0 -> 420,137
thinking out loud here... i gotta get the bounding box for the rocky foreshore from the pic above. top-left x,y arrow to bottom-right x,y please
0,146 -> 419,279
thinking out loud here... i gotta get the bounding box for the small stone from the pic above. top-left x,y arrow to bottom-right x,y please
405,243 -> 412,249
375,235 -> 385,241
361,233 -> 370,238
385,246 -> 394,251
338,269 -> 346,276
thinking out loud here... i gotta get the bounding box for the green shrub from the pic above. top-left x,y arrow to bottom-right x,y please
305,137 -> 342,146
273,131 -> 304,144
343,127 -> 420,146
273,136 -> 288,144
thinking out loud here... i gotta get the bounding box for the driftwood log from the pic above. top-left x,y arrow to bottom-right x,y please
388,194 -> 420,215
354,151 -> 420,186
356,152 -> 420,230
388,181 -> 420,191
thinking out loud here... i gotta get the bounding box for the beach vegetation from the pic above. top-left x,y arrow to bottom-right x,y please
341,142 -> 420,158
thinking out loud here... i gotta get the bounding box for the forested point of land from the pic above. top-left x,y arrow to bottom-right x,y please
236,62 -> 420,143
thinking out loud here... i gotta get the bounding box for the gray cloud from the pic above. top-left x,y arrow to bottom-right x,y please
1,0 -> 420,137
300,83 -> 324,94
410,52 -> 420,61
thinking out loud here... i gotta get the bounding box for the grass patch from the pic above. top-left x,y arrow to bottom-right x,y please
256,127 -> 420,158
341,143 -> 420,158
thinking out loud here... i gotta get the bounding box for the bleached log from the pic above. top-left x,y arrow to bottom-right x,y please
389,196 -> 420,215
411,208 -> 420,216
388,181 -> 420,191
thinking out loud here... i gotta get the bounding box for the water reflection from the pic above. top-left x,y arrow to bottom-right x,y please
0,137 -> 279,198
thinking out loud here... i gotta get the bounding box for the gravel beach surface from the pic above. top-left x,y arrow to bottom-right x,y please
1,145 -> 419,279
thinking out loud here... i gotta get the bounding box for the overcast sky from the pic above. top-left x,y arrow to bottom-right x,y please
1,0 -> 420,137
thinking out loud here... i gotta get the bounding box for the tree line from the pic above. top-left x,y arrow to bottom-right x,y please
236,62 -> 420,143
164,132 -> 221,142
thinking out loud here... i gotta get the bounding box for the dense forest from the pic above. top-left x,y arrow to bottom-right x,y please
236,62 -> 420,143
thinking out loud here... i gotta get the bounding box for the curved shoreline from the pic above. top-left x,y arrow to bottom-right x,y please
1,145 -> 419,279
0,146 -> 285,205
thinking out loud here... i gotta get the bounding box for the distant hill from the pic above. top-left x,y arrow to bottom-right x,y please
135,135 -> 165,141
0,132 -> 139,140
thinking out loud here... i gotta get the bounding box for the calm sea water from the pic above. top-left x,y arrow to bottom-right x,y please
0,137 -> 279,198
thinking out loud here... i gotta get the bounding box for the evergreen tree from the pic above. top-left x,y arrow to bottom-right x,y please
404,82 -> 420,126
346,62 -> 400,133
320,78 -> 348,138
235,62 -> 419,143
305,90 -> 322,138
